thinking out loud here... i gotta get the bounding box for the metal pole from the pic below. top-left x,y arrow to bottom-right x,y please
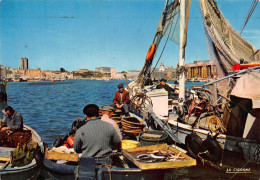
202,65 -> 260,87
178,0 -> 186,105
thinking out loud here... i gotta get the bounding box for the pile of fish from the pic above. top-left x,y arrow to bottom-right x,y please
49,146 -> 77,154
135,149 -> 185,163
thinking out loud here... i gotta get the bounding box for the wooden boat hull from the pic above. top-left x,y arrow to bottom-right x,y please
146,111 -> 260,174
43,157 -> 175,180
43,112 -> 196,178
167,118 -> 259,164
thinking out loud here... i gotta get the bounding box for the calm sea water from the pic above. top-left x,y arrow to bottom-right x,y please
6,80 -> 124,145
6,80 -> 204,146
5,80 -> 244,179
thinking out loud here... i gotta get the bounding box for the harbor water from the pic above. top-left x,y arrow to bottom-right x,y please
4,80 -> 246,179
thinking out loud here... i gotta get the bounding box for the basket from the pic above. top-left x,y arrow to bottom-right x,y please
121,117 -> 145,135
139,130 -> 168,147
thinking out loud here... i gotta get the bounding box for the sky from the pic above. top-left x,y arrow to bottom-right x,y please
0,0 -> 259,72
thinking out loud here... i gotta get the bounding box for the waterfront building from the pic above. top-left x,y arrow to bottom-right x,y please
125,70 -> 140,80
95,67 -> 110,73
0,65 -> 12,80
185,60 -> 216,80
151,62 -> 175,80
73,69 -> 89,74
10,68 -> 71,81
159,62 -> 165,72
110,68 -> 116,79
20,57 -> 29,70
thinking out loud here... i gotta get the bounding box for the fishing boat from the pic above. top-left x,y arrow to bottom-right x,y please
0,124 -> 44,175
0,66 -> 45,176
126,0 -> 260,175
43,111 -> 196,179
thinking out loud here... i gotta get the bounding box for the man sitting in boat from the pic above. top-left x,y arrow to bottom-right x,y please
110,83 -> 130,116
156,78 -> 178,99
1,106 -> 23,132
101,105 -> 122,140
73,104 -> 121,165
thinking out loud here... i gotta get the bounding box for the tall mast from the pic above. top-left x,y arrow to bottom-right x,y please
178,0 -> 186,105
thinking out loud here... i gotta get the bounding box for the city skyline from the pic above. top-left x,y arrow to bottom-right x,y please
0,0 -> 259,72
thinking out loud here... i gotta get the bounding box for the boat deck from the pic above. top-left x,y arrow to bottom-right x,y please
167,113 -> 218,132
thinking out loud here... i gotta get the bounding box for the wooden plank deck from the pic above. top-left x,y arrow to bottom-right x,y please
122,144 -> 196,170
45,148 -> 79,162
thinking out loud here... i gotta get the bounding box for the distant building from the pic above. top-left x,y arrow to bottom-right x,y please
20,57 -> 29,70
12,68 -> 71,81
0,65 -> 11,80
95,67 -> 110,73
126,70 -> 140,80
151,62 -> 175,80
110,68 -> 116,78
74,68 -> 89,73
159,62 -> 165,72
110,68 -> 123,79
185,60 -> 216,79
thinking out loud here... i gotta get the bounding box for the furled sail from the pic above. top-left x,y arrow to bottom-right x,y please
200,0 -> 260,77
135,0 -> 191,86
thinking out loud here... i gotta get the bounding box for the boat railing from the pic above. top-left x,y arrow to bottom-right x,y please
202,65 -> 260,87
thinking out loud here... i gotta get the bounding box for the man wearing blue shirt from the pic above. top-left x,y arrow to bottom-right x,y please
1,106 -> 23,131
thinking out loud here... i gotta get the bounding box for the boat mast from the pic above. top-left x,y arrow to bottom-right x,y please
178,0 -> 186,105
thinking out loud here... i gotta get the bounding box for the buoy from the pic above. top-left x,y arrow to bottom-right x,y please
201,134 -> 222,162
185,133 -> 203,159
145,44 -> 155,62
67,136 -> 74,148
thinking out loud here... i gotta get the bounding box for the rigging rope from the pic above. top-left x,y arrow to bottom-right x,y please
151,10 -> 180,75
240,0 -> 258,34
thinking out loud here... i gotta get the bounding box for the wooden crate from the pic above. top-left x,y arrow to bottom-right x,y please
122,144 -> 196,170
45,148 -> 79,162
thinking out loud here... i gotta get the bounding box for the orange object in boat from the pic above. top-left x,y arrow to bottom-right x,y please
67,136 -> 74,147
63,143 -> 70,148
145,44 -> 155,62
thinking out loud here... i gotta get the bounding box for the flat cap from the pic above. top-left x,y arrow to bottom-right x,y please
102,106 -> 115,112
160,78 -> 167,82
117,83 -> 124,88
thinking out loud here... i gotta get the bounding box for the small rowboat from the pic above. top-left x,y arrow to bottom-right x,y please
0,125 -> 44,175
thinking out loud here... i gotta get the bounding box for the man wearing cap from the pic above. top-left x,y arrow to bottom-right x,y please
74,104 -> 121,160
74,104 -> 121,179
110,83 -> 130,116
156,78 -> 178,98
1,106 -> 23,131
101,106 -> 122,140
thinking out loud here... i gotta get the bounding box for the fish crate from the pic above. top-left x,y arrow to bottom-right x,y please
45,148 -> 79,162
122,144 -> 196,170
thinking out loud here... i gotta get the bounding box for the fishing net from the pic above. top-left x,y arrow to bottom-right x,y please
161,1 -> 180,44
0,131 -> 12,147
200,0 -> 260,77
0,130 -> 32,148
10,130 -> 32,147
